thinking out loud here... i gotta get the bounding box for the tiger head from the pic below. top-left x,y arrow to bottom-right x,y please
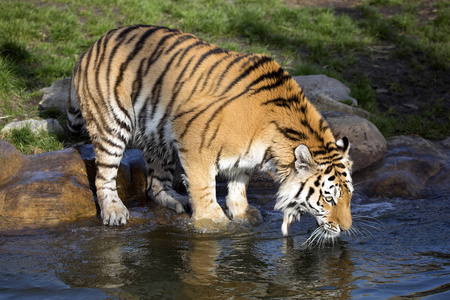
275,137 -> 353,240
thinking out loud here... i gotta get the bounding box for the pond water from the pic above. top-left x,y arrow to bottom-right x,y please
0,182 -> 449,299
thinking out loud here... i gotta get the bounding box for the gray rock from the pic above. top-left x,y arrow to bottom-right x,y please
315,93 -> 370,118
294,75 -> 358,106
1,118 -> 64,135
438,137 -> 450,148
355,135 -> 449,198
39,77 -> 71,112
322,111 -> 387,172
387,135 -> 447,160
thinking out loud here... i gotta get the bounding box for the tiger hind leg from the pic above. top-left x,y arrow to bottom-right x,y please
145,158 -> 190,214
225,172 -> 262,224
93,138 -> 130,226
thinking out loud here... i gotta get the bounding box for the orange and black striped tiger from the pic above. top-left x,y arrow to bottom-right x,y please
68,25 -> 353,240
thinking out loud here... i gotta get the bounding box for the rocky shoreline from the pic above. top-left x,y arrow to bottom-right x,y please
0,76 -> 448,232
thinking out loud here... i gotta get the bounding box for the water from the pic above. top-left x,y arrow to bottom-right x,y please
0,182 -> 449,299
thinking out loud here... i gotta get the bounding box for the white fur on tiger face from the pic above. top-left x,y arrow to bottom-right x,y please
68,25 -> 353,241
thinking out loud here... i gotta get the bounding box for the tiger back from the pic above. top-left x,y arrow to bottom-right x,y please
68,25 -> 353,240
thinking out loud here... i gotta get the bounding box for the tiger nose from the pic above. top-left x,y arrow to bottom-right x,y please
339,218 -> 352,231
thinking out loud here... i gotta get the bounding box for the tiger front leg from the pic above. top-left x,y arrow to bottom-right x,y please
225,173 -> 262,224
184,165 -> 230,229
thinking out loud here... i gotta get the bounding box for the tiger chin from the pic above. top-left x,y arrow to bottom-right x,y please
67,25 -> 354,240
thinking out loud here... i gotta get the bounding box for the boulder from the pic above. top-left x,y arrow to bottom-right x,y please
322,111 -> 387,172
314,93 -> 370,118
293,75 -> 358,106
0,141 -> 153,231
39,77 -> 71,112
429,137 -> 450,193
355,135 -> 449,198
0,145 -> 96,231
0,140 -> 22,185
1,118 -> 64,135
76,144 -> 149,202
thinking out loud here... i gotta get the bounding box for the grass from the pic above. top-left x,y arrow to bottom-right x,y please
0,125 -> 64,154
0,0 -> 449,153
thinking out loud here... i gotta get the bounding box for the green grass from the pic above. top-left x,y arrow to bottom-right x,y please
0,0 -> 449,153
0,125 -> 64,154
359,0 -> 450,69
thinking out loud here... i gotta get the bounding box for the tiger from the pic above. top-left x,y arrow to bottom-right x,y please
67,25 -> 353,239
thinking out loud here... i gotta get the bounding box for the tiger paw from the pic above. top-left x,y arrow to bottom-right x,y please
100,200 -> 129,226
190,216 -> 230,233
173,195 -> 191,214
149,190 -> 191,214
232,205 -> 263,224
191,204 -> 230,232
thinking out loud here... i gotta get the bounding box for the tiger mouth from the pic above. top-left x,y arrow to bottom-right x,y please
304,225 -> 341,248
323,224 -> 341,235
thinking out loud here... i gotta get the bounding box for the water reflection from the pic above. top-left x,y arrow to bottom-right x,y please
1,194 -> 449,299
53,222 -> 361,299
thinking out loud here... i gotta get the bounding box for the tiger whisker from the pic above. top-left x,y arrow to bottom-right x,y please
345,226 -> 360,237
354,219 -> 383,231
346,225 -> 373,237
303,227 -> 321,248
352,179 -> 371,187
342,215 -> 383,238
303,226 -> 338,249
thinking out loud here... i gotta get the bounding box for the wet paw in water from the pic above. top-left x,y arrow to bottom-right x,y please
231,205 -> 263,225
100,200 -> 130,226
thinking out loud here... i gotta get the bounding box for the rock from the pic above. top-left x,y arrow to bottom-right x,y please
0,140 -> 22,186
427,137 -> 450,195
0,145 -> 97,231
387,135 -> 446,159
76,144 -> 149,202
294,75 -> 358,106
293,75 -> 371,118
1,118 -> 64,135
376,88 -> 389,94
438,137 -> 450,148
39,77 -> 71,112
315,94 -> 370,118
0,141 -> 155,231
355,135 -> 449,198
322,111 -> 387,172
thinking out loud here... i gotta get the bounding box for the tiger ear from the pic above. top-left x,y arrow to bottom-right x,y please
294,144 -> 315,176
336,137 -> 350,156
